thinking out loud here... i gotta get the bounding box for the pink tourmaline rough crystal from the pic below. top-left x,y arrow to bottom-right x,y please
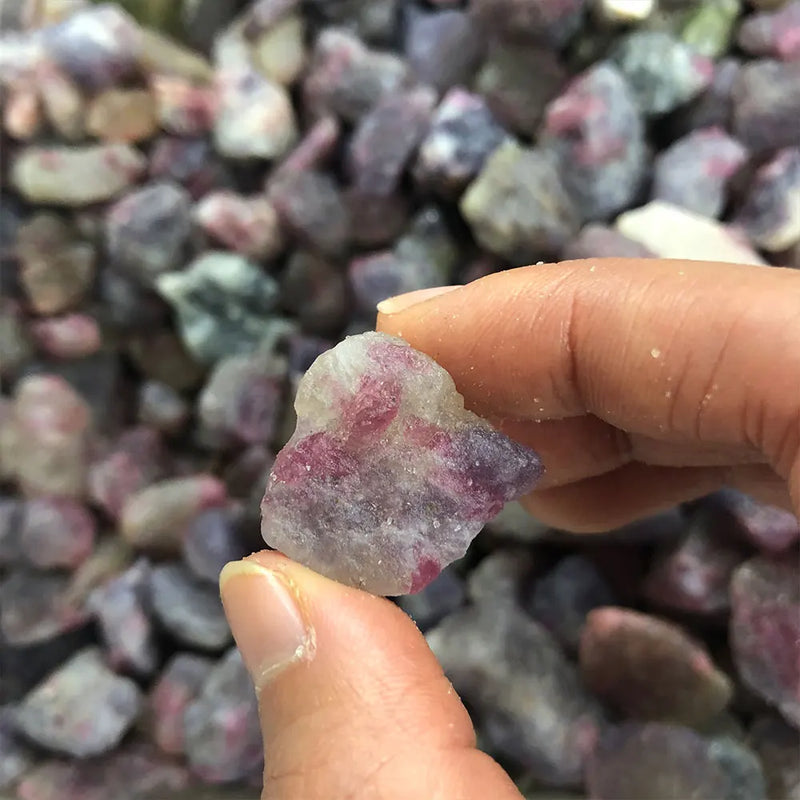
261,332 -> 543,595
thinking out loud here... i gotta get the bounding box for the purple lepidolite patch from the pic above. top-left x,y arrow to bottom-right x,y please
261,331 -> 543,595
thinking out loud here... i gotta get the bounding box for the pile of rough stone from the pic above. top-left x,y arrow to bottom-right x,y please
0,0 -> 798,798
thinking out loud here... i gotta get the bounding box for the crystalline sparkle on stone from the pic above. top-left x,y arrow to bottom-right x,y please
261,331 -> 543,596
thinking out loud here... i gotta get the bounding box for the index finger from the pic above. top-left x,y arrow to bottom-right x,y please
376,258 -> 800,480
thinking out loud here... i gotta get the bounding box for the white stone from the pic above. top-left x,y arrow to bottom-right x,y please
615,201 -> 767,265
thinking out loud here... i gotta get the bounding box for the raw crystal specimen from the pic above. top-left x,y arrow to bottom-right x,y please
404,7 -> 483,93
543,62 -> 646,220
152,74 -> 217,136
737,1 -> 800,61
30,314 -> 102,361
280,251 -> 349,335
194,191 -> 284,261
475,42 -> 566,138
730,556 -> 800,726
610,31 -> 713,117
427,600 -> 603,787
348,251 -> 445,316
461,141 -> 580,263
562,224 -> 654,260
137,380 -> 189,435
644,508 -> 749,615
86,88 -> 158,143
14,647 -> 142,758
469,0 -> 586,48
396,566 -> 466,632
525,555 -> 615,653
413,89 -> 508,198
734,147 -> 800,252
148,135 -> 233,199
148,563 -> 232,651
704,489 -> 800,553
87,560 -> 158,676
346,86 -> 437,198
11,144 -> 147,206
184,648 -> 263,783
586,723 -> 754,800
579,607 -> 733,726
261,331 -> 543,595
732,60 -> 800,152
121,475 -> 227,555
615,201 -> 767,265
672,58 -> 741,138
88,426 -> 166,520
197,351 -> 288,449
302,28 -> 410,123
156,251 -> 281,364
466,547 -> 535,605
269,170 -> 351,257
16,213 -> 95,315
10,375 -> 91,499
0,569 -> 88,646
105,181 -> 192,284
213,66 -> 297,160
750,714 -> 800,799
147,653 -> 213,756
19,497 -> 96,570
652,127 -> 748,219
183,507 -> 248,583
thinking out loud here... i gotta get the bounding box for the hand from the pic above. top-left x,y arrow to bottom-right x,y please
221,257 -> 800,800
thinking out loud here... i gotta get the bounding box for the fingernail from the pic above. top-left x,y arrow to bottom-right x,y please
377,285 -> 461,315
220,560 -> 314,688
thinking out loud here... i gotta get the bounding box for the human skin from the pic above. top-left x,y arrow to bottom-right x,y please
220,258 -> 800,800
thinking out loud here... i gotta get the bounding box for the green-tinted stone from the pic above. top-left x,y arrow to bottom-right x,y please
156,252 -> 280,364
681,0 -> 742,58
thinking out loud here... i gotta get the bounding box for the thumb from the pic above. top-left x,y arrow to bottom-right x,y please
219,551 -> 522,800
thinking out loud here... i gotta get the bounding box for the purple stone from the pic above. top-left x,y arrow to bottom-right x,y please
413,88 -> 508,198
348,251 -> 445,316
280,251 -> 349,336
261,332 -> 542,596
302,28 -> 409,123
672,58 -> 741,138
733,60 -> 800,153
730,556 -> 800,727
105,182 -> 192,285
149,563 -> 232,651
346,188 -> 410,247
475,42 -> 566,137
469,0 -> 586,48
562,224 -> 655,260
525,555 -> 615,653
197,352 -> 287,450
543,62 -> 646,220
579,607 -> 733,726
88,426 -> 166,520
45,5 -> 140,91
19,497 -> 96,570
0,569 -> 88,646
346,86 -> 437,198
184,648 -> 263,784
183,507 -> 249,583
587,723 -> 733,800
750,714 -> 800,800
148,136 -> 233,200
397,566 -> 466,631
427,600 -> 602,787
14,647 -> 142,758
733,147 -> 800,252
137,380 -> 189,435
87,560 -> 157,676
652,128 -> 749,219
270,170 -> 351,256
644,508 -> 750,615
738,1 -> 800,61
147,653 -> 213,756
404,7 -> 484,93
